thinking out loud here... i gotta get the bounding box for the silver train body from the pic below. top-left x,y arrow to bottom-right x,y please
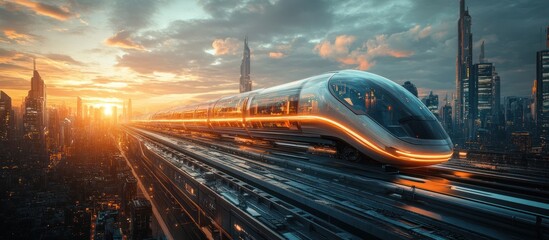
134,70 -> 453,167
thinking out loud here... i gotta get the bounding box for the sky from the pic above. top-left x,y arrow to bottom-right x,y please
0,0 -> 547,116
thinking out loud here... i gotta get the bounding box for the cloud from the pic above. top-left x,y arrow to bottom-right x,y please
109,0 -> 160,32
314,32 -> 414,70
269,52 -> 285,59
211,38 -> 240,55
315,35 -> 356,57
10,0 -> 73,21
364,34 -> 414,58
105,30 -> 146,51
45,54 -> 85,66
1,29 -> 34,44
0,75 -> 30,91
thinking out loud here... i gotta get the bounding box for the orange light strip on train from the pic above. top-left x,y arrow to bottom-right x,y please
135,115 -> 451,162
395,150 -> 453,159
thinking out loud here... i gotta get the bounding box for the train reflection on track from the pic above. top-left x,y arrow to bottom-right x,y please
120,125 -> 549,239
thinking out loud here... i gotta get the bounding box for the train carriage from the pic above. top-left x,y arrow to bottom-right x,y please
135,70 -> 453,167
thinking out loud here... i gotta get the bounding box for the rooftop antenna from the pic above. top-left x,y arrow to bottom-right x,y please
33,57 -> 36,71
541,27 -> 543,50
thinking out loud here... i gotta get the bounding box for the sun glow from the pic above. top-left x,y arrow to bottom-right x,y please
104,106 -> 113,116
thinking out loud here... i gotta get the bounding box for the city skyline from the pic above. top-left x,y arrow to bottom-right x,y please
0,0 -> 547,115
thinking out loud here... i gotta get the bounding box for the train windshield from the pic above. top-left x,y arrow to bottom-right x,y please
329,72 -> 448,140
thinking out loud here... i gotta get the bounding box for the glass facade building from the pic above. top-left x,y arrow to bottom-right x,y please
536,49 -> 549,151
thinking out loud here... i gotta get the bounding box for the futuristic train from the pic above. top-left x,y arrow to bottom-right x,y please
133,70 -> 453,167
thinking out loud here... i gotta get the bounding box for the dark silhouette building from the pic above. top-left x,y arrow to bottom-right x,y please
23,59 -> 47,155
422,91 -> 439,119
473,62 -> 492,127
240,36 -> 252,93
441,100 -> 453,136
129,198 -> 152,240
472,42 -> 501,131
402,81 -> 418,97
0,91 -> 14,141
535,25 -> 549,151
536,49 -> 549,151
121,176 -> 137,213
77,97 -> 82,126
511,131 -> 532,152
456,0 -> 474,142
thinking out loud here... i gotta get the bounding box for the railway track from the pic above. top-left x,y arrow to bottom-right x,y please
124,126 -> 363,239
130,126 -> 549,239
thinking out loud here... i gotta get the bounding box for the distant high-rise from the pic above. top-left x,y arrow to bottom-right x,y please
240,36 -> 252,93
536,46 -> 549,151
492,71 -> 501,117
23,58 -> 47,152
129,198 -> 152,240
456,0 -> 474,141
402,81 -> 418,97
83,104 -> 88,121
123,102 -> 127,123
479,41 -> 485,63
473,62 -> 492,126
422,91 -> 439,117
546,25 -> 549,49
441,94 -> 453,136
112,106 -> 117,125
128,99 -> 132,122
505,96 -> 530,131
0,91 -> 14,141
76,97 -> 82,125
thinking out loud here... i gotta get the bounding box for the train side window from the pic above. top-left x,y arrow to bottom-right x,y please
299,93 -> 319,114
249,89 -> 299,116
213,96 -> 244,119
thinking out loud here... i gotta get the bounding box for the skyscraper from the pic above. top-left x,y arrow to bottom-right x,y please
492,71 -> 501,120
456,0 -> 474,141
473,62 -> 492,126
129,198 -> 152,240
23,58 -> 47,152
402,81 -> 418,97
122,102 -> 127,123
76,97 -> 82,125
422,91 -> 439,118
479,41 -> 485,63
112,106 -> 117,125
0,91 -> 14,141
240,36 -> 252,93
536,27 -> 549,151
441,94 -> 453,136
128,99 -> 132,122
547,25 -> 549,49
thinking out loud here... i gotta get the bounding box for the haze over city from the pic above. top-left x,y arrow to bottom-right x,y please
2,0 -> 549,239
1,0 -> 547,115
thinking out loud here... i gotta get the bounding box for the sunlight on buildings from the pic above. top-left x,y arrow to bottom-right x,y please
104,106 -> 112,116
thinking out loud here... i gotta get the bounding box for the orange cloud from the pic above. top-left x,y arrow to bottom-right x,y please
315,35 -> 355,57
105,30 -> 145,51
211,38 -> 240,55
11,0 -> 73,21
315,33 -> 413,70
365,35 -> 413,58
337,56 -> 372,70
268,52 -> 285,59
3,29 -> 34,44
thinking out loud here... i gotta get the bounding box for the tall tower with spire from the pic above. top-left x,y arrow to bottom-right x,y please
240,36 -> 252,93
455,0 -> 474,142
479,41 -> 485,63
23,58 -> 47,157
